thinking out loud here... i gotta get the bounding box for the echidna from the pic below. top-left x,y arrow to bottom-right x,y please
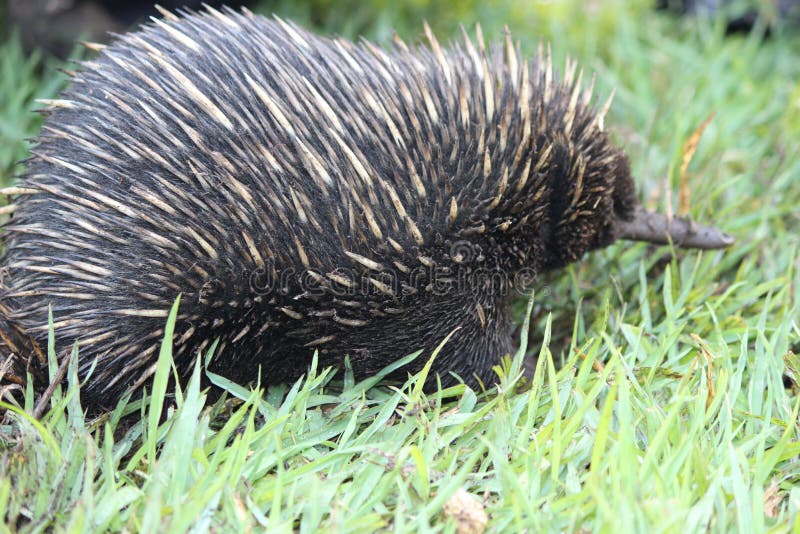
0,7 -> 732,411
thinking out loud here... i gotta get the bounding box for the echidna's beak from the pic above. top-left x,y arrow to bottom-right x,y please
616,206 -> 734,250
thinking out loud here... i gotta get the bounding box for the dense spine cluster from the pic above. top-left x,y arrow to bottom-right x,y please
0,7 -> 638,409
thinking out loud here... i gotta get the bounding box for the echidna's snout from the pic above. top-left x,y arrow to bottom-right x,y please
615,206 -> 734,250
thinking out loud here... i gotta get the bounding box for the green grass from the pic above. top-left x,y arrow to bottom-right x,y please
2,0 -> 799,531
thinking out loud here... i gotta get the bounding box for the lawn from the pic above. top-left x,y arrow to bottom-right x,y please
1,0 -> 799,531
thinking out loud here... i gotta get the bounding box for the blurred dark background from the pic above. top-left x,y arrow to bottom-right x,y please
1,0 -> 520,57
3,0 -> 798,59
3,1 -> 250,56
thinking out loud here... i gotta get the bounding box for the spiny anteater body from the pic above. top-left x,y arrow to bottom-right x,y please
0,7 -> 731,410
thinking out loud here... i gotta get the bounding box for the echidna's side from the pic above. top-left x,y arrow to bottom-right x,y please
0,7 -> 730,410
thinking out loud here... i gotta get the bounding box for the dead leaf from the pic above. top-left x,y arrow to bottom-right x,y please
576,346 -> 604,373
763,478 -> 783,519
444,487 -> 488,534
678,112 -> 715,215
231,492 -> 251,534
690,333 -> 715,411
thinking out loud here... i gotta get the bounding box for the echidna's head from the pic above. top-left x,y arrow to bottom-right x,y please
418,47 -> 644,281
536,142 -> 638,272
